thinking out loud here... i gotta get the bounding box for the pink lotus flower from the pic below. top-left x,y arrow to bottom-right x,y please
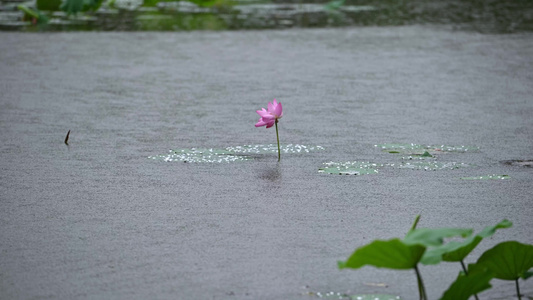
255,99 -> 283,128
255,99 -> 283,161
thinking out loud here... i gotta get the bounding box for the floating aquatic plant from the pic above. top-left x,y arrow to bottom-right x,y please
308,291 -> 401,300
149,144 -> 324,163
375,143 -> 479,155
319,159 -> 470,175
227,144 -> 324,154
401,152 -> 435,160
397,161 -> 470,171
460,175 -> 510,180
148,148 -> 251,163
318,161 -> 383,175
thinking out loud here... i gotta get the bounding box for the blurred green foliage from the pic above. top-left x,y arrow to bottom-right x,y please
36,0 -> 62,11
60,0 -> 102,15
18,5 -> 49,24
142,0 -> 235,8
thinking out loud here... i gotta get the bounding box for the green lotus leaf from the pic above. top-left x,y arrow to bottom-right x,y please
475,241 -> 533,280
523,271 -> 533,280
440,264 -> 493,300
338,238 -> 426,270
404,228 -> 472,247
421,220 -> 512,265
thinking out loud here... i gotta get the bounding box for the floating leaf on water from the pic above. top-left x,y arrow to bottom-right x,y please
432,145 -> 480,153
309,291 -> 401,300
318,161 -> 382,175
346,295 -> 401,300
178,148 -> 234,155
363,282 -> 388,287
149,144 -> 324,163
375,143 -> 425,151
226,144 -> 325,154
375,143 -> 479,154
398,161 -> 470,171
421,151 -> 432,157
344,294 -> 400,300
401,155 -> 437,161
460,175 -> 510,180
148,148 -> 252,163
319,167 -> 378,175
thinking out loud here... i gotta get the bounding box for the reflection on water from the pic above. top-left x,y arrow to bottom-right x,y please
258,162 -> 282,181
1,0 -> 532,32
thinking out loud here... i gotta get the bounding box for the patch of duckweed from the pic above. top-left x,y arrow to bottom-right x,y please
375,143 -> 479,154
460,175 -> 510,180
226,144 -> 324,154
149,144 -> 324,163
397,161 -> 470,171
319,161 -> 382,175
308,291 -> 401,300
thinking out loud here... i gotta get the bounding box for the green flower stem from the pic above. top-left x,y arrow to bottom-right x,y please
516,279 -> 521,300
414,265 -> 428,300
410,215 -> 421,231
275,119 -> 280,161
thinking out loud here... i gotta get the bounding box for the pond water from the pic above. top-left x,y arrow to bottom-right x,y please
1,0 -> 532,32
1,14 -> 532,300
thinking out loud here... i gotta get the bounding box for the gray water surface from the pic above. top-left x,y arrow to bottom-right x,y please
1,27 -> 532,299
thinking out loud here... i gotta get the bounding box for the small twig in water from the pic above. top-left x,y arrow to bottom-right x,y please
65,130 -> 70,145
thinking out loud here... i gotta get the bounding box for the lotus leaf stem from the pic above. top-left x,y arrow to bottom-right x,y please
414,265 -> 427,300
516,278 -> 521,300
